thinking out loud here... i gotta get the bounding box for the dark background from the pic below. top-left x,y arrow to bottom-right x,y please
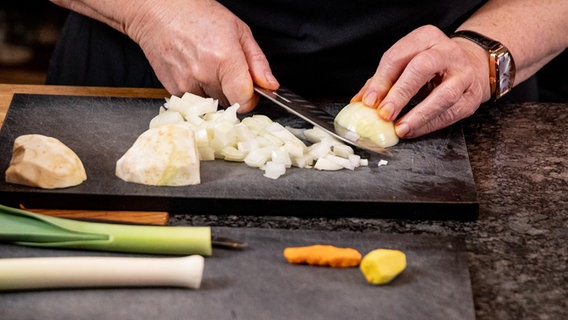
1,2 -> 566,102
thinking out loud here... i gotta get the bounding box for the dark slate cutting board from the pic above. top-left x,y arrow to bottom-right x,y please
0,94 -> 478,219
0,227 -> 475,320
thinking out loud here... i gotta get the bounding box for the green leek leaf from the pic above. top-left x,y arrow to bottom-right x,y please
0,204 -> 212,256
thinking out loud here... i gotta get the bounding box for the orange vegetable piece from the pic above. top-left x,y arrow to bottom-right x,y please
283,245 -> 362,268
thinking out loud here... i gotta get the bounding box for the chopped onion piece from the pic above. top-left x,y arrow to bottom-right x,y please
284,126 -> 306,140
168,93 -> 218,118
308,139 -> 332,159
263,161 -> 286,180
378,159 -> 389,166
149,110 -> 184,128
244,148 -> 272,168
234,123 -> 256,142
291,154 -> 314,168
283,140 -> 306,158
324,154 -> 355,170
271,148 -> 292,168
193,127 -> 210,147
348,154 -> 361,167
332,144 -> 354,158
314,157 -> 343,171
303,126 -> 334,144
198,146 -> 215,161
215,103 -> 240,124
221,146 -> 246,162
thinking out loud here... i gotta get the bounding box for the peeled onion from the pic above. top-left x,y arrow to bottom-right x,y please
334,101 -> 399,148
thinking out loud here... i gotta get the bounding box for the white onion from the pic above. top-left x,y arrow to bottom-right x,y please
263,161 -> 286,179
149,110 -> 184,129
145,94 -> 379,179
334,101 -> 399,148
314,157 -> 343,171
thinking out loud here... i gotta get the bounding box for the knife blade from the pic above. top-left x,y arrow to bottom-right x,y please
254,86 -> 393,157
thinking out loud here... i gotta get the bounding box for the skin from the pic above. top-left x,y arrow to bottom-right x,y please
51,0 -> 568,138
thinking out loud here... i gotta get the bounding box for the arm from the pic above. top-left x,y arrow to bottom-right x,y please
353,0 -> 568,138
50,0 -> 279,112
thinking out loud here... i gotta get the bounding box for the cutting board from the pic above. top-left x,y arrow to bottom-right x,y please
0,227 -> 475,320
0,94 -> 478,219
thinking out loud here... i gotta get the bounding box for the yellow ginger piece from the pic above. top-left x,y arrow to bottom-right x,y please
360,249 -> 406,285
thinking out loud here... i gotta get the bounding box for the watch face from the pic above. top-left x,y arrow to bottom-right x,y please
496,51 -> 515,94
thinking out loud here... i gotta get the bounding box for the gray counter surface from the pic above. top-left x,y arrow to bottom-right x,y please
171,102 -> 568,320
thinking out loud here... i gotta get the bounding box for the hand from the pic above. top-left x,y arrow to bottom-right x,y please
126,0 -> 279,112
352,25 -> 490,138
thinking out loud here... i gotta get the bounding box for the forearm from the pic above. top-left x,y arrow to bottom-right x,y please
457,0 -> 568,86
51,0 -> 134,32
50,0 -> 175,43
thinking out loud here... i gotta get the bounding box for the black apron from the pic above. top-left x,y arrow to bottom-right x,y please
47,0 -> 535,101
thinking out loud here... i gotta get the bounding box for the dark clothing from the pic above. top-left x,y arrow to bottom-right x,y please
46,12 -> 161,89
47,1 -> 537,101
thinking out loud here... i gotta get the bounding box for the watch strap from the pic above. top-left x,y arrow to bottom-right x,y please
450,30 -> 503,52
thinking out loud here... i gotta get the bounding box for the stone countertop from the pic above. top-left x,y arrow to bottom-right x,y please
170,102 -> 568,320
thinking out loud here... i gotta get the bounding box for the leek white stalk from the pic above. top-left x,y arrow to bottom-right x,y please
0,255 -> 204,291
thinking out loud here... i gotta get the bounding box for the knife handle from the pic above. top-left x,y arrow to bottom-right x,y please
0,255 -> 204,291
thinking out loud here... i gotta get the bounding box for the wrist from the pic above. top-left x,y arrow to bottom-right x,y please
451,36 -> 493,102
450,30 -> 516,102
122,0 -> 164,43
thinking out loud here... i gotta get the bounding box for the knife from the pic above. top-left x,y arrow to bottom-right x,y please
254,86 -> 393,157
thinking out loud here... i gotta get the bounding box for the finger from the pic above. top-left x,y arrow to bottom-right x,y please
394,78 -> 479,138
240,25 -> 279,91
214,44 -> 259,112
380,47 -> 446,121
356,25 -> 447,114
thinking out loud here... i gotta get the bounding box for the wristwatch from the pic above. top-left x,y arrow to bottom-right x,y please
450,30 -> 516,101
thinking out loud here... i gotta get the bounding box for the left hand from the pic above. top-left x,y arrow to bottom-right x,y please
351,25 -> 490,138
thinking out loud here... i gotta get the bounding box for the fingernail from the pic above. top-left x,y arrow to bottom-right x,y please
395,122 -> 410,138
265,72 -> 279,87
378,102 -> 394,120
363,91 -> 378,107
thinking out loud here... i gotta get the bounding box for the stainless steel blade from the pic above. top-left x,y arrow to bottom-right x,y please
254,86 -> 393,157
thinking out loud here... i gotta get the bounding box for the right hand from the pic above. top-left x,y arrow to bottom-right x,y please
125,0 -> 279,112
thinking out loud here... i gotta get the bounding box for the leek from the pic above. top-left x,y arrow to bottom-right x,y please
0,255 -> 204,291
0,204 -> 211,256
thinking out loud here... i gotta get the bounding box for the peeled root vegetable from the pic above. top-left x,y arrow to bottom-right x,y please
283,245 -> 362,268
116,123 -> 200,186
5,134 -> 87,189
360,249 -> 407,285
334,101 -> 399,148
